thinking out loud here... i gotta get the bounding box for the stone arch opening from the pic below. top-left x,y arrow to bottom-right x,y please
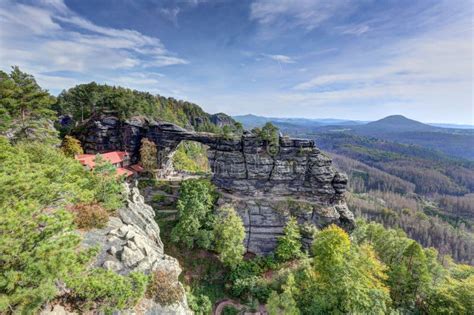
169,140 -> 211,175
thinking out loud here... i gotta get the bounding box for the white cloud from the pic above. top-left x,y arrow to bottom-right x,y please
263,54 -> 295,64
0,0 -> 188,91
285,17 -> 473,123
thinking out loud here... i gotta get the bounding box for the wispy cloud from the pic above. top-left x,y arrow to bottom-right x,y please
250,0 -> 355,31
340,24 -> 370,36
0,0 -> 187,90
263,54 -> 295,64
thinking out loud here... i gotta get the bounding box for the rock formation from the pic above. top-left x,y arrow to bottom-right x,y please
75,115 -> 355,255
42,184 -> 191,315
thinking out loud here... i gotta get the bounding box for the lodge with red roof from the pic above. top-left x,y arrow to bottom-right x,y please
75,151 -> 143,178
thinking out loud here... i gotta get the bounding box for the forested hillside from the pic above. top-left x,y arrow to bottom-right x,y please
55,82 -> 241,134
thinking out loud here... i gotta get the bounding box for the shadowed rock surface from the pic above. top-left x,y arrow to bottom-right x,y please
75,115 -> 355,254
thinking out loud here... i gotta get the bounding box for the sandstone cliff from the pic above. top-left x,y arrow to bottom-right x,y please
74,115 -> 355,255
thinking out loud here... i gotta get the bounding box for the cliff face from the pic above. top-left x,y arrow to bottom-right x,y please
75,115 -> 355,254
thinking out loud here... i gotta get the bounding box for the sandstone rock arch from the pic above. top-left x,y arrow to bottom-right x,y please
76,115 -> 355,254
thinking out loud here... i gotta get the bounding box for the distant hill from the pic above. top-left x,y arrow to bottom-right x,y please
357,115 -> 440,133
233,114 -> 364,130
235,114 -> 474,160
346,116 -> 474,160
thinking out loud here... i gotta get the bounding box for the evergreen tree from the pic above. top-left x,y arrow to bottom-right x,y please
275,217 -> 302,262
171,179 -> 216,249
213,205 -> 246,268
0,66 -> 57,143
388,242 -> 431,310
139,138 -> 158,173
61,135 -> 83,157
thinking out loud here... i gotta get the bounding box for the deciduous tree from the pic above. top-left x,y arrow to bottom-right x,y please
213,205 -> 245,268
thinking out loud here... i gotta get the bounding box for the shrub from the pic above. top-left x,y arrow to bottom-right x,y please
230,275 -> 271,302
222,305 -> 240,315
68,203 -> 109,230
146,269 -> 184,306
186,291 -> 212,315
0,202 -> 95,314
66,269 -> 148,313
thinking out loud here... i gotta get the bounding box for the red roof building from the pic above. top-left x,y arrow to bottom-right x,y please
75,151 -> 142,178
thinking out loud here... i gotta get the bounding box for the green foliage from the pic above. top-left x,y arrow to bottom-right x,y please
186,290 -> 212,315
55,82 -> 240,133
352,219 -> 474,314
61,135 -> 83,157
91,155 -> 125,210
267,274 -> 300,315
253,122 -> 279,155
0,202 -> 95,314
66,269 -> 148,313
171,179 -> 217,249
231,275 -> 271,303
0,66 -> 58,144
0,139 -> 131,313
140,138 -> 158,173
0,140 -> 123,214
298,224 -> 390,314
275,217 -> 302,262
221,305 -> 240,315
213,205 -> 246,268
172,141 -> 210,173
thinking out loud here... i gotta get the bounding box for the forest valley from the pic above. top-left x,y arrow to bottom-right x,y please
0,66 -> 473,314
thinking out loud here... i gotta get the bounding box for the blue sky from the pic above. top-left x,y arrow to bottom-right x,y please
0,0 -> 472,124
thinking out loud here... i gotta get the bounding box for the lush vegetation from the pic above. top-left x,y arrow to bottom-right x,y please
172,141 -> 210,174
149,171 -> 473,314
55,82 -> 241,134
0,139 -> 149,313
0,67 -> 58,144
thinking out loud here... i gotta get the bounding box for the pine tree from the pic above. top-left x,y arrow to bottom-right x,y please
275,217 -> 302,262
0,66 -> 57,143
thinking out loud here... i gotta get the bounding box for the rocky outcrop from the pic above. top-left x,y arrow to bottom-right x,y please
80,184 -> 190,315
74,115 -> 355,255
